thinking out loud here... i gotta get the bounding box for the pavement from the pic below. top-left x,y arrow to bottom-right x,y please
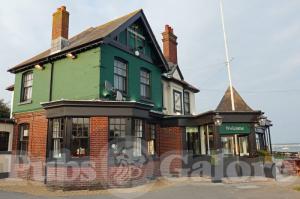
0,177 -> 300,199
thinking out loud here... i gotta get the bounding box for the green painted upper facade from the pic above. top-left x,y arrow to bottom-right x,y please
100,44 -> 163,110
13,48 -> 101,113
12,17 -> 164,113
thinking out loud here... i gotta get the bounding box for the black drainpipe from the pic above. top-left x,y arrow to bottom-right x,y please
44,60 -> 54,185
49,61 -> 54,101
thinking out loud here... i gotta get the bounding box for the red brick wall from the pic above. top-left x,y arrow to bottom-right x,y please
11,110 -> 48,181
90,117 -> 109,187
162,25 -> 178,64
159,126 -> 184,176
46,117 -> 109,188
10,113 -> 183,188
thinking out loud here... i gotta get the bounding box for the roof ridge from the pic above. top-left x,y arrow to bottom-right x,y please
8,9 -> 143,73
93,9 -> 142,30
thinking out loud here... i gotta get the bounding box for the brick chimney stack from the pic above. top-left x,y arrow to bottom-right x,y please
51,6 -> 69,53
162,25 -> 178,64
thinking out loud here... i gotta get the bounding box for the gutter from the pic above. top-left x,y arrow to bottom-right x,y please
8,40 -> 104,74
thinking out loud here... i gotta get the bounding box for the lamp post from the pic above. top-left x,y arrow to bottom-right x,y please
212,113 -> 223,183
258,114 -> 273,153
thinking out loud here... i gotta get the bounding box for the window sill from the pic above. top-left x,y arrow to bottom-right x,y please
149,155 -> 160,161
140,97 -> 153,104
19,100 -> 32,105
47,159 -> 92,167
0,151 -> 11,155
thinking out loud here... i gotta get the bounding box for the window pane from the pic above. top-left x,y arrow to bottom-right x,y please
239,136 -> 249,156
174,91 -> 182,112
71,138 -> 80,157
133,137 -> 142,157
221,136 -> 235,155
148,140 -> 155,155
140,70 -> 150,98
51,118 -> 65,159
0,132 -> 9,151
80,138 -> 89,156
71,118 -> 90,158
200,126 -> 207,155
22,72 -> 33,101
184,92 -> 190,114
18,124 -> 29,155
53,139 -> 63,158
114,59 -> 127,93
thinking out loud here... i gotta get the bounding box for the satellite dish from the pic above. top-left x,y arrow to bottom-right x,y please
116,90 -> 123,101
105,80 -> 113,91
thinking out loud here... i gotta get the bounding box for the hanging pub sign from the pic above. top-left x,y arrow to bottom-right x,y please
219,123 -> 251,135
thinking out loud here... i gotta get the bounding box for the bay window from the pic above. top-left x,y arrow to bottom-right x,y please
48,117 -> 90,161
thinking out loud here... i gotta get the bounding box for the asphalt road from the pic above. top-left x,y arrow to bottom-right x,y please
0,181 -> 300,199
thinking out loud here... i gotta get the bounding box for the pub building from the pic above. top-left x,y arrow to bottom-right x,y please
6,7 -> 274,189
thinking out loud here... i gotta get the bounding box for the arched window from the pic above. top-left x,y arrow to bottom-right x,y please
0,132 -> 10,151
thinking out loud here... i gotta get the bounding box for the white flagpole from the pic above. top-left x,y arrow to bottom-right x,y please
220,0 -> 235,111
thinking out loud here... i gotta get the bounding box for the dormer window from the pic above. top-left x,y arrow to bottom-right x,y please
21,71 -> 33,102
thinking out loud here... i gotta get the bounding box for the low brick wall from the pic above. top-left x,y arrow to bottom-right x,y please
281,159 -> 300,176
46,160 -> 160,189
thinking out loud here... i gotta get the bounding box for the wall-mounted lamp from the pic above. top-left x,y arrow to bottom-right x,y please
258,114 -> 267,127
134,50 -> 140,57
35,64 -> 45,70
213,113 -> 223,126
66,52 -> 77,59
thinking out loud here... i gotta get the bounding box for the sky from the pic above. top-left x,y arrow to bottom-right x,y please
0,0 -> 299,144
